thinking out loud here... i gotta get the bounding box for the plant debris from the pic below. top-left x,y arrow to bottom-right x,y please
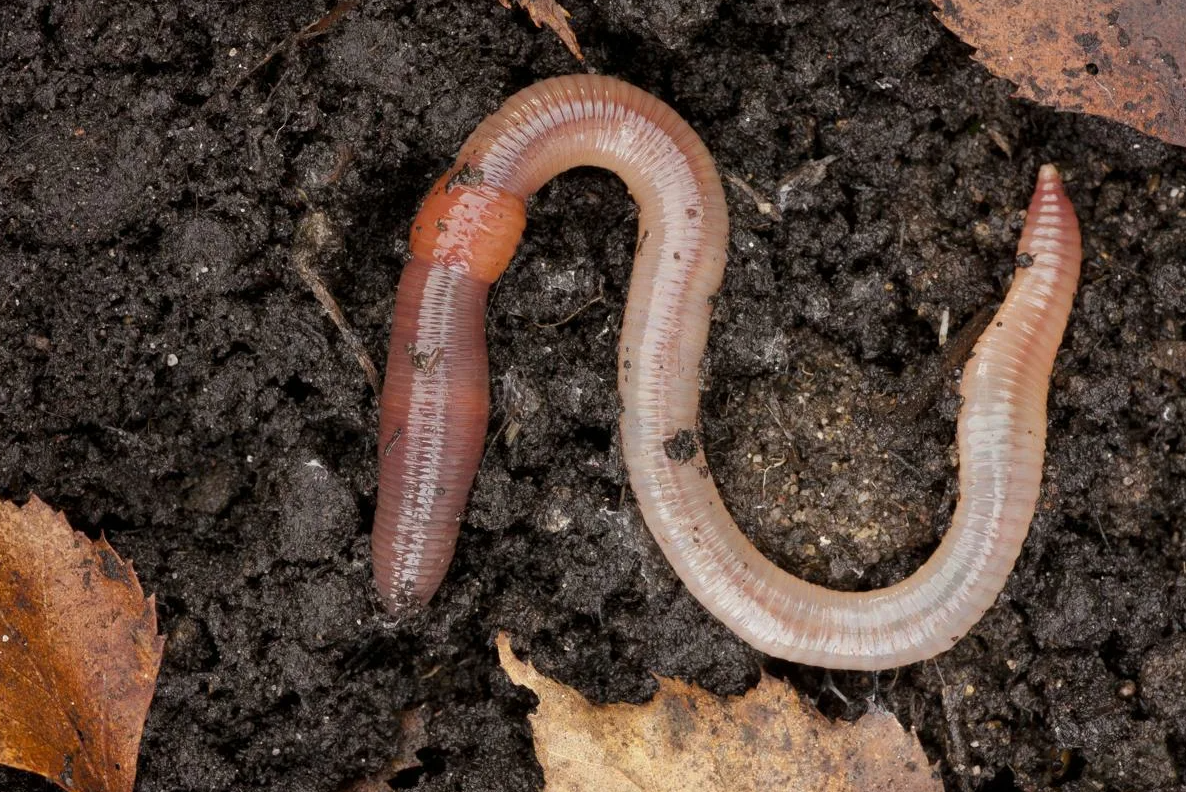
496,633 -> 941,792
291,210 -> 380,395
497,0 -> 584,61
933,0 -> 1186,146
229,0 -> 359,93
0,497 -> 163,792
339,707 -> 430,792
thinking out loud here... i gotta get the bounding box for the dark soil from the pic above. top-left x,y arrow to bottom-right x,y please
2,1 -> 1184,790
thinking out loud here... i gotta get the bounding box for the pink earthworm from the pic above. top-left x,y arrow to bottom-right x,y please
373,73 -> 1081,669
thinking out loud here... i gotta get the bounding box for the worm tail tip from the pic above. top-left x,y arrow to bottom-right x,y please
1037,163 -> 1062,185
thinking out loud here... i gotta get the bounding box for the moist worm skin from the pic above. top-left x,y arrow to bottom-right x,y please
374,74 -> 1081,669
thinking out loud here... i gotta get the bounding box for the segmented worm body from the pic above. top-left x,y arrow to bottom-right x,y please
374,74 -> 1081,669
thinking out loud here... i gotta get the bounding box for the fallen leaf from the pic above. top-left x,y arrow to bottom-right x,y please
338,706 -> 430,792
934,0 -> 1186,147
298,0 -> 359,41
497,0 -> 584,61
496,633 -> 941,792
0,496 -> 164,792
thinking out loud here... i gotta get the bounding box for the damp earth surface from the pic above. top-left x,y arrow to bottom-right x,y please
1,0 -> 1185,790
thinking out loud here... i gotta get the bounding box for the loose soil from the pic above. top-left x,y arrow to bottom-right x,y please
2,1 -> 1184,790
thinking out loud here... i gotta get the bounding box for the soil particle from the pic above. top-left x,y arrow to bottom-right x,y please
663,428 -> 699,462
2,0 -> 1185,790
1141,635 -> 1186,726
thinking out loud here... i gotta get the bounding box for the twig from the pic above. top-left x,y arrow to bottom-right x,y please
505,280 -> 607,327
757,455 -> 787,503
231,0 -> 359,93
1094,514 -> 1111,552
888,304 -> 994,423
724,172 -> 780,219
291,211 -> 381,395
523,283 -> 604,328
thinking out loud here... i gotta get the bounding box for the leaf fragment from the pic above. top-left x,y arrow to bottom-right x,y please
0,496 -> 164,792
934,0 -> 1186,147
497,0 -> 584,61
496,633 -> 941,792
339,706 -> 430,791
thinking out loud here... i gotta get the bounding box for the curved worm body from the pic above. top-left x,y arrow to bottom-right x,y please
374,74 -> 1081,669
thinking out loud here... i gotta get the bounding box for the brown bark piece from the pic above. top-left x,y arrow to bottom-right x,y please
934,0 -> 1185,147
497,0 -> 584,61
496,633 -> 942,792
0,496 -> 164,792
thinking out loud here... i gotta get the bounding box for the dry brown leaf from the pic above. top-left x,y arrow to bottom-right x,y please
934,0 -> 1186,147
496,633 -> 941,792
0,496 -> 164,792
497,0 -> 584,61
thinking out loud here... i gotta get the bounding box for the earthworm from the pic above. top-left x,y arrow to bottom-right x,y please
373,74 -> 1081,669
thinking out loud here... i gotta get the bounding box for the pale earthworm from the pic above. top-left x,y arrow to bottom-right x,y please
373,73 -> 1081,670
